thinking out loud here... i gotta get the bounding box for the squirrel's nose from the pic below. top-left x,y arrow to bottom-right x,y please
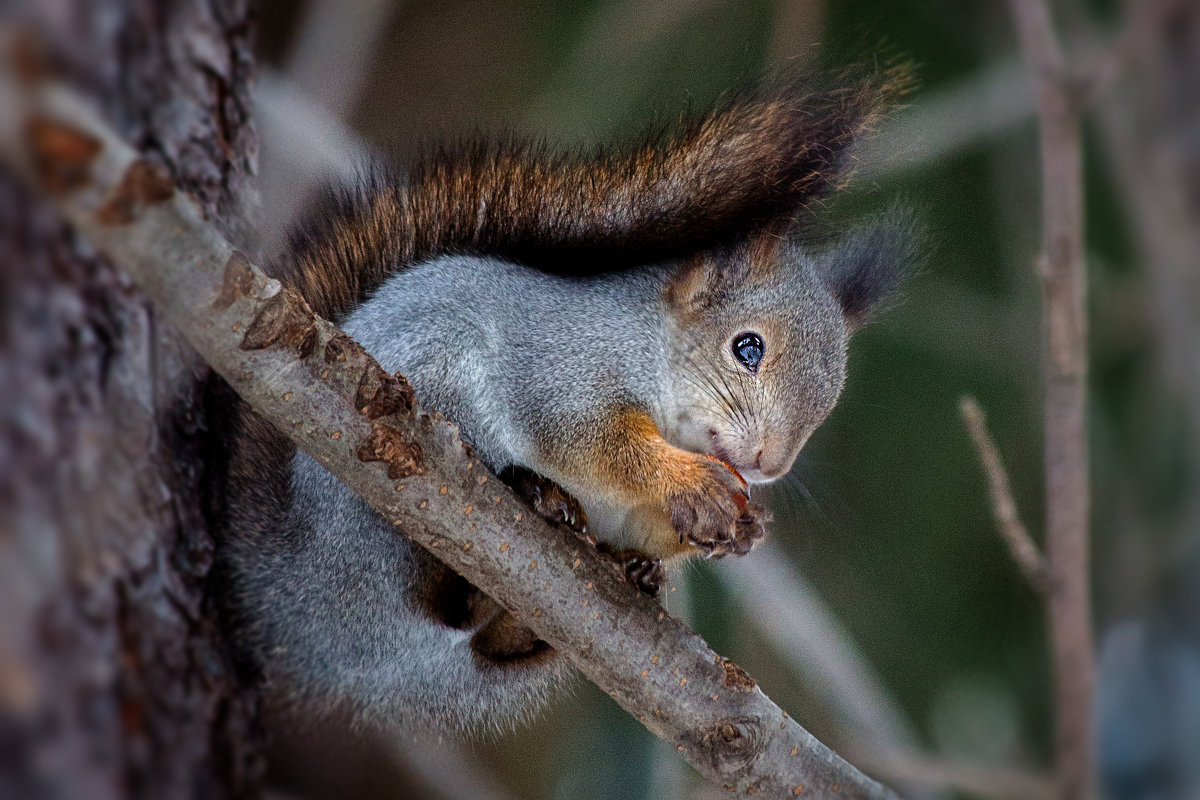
756,446 -> 795,480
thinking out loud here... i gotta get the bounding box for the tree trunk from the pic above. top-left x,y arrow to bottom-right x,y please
0,1 -> 261,797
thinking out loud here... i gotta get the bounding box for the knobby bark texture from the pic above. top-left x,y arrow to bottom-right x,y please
0,2 -> 261,798
1005,1 -> 1095,798
0,56 -> 897,800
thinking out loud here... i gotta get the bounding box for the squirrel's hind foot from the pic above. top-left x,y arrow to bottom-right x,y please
502,466 -> 665,597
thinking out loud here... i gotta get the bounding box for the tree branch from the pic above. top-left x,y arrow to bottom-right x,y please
0,52 -> 896,800
855,751 -> 1054,800
958,397 -> 1049,594
1004,1 -> 1096,798
1076,0 -> 1180,106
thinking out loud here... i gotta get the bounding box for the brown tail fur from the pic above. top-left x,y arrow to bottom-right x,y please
270,67 -> 909,321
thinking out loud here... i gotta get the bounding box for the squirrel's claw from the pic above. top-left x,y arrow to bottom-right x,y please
710,504 -> 771,559
670,457 -> 770,559
596,545 -> 665,597
502,466 -> 590,535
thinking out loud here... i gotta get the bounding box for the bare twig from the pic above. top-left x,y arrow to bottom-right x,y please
0,60 -> 897,800
958,397 -> 1049,593
1076,0 -> 1181,105
861,20 -> 1160,183
861,57 -> 1033,180
255,70 -> 370,183
1091,8 -> 1200,543
1005,1 -> 1096,798
281,0 -> 396,114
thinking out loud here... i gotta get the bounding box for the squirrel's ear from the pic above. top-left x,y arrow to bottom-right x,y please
820,208 -> 920,329
664,232 -> 784,310
664,253 -> 718,310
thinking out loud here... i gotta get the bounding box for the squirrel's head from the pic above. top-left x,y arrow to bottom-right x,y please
662,212 -> 916,484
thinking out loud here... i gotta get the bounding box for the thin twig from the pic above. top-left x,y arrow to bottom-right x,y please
1005,1 -> 1097,798
855,751 -> 1055,800
255,70 -> 370,183
959,396 -> 1049,593
0,58 -> 897,800
1090,5 -> 1200,546
722,542 -> 918,749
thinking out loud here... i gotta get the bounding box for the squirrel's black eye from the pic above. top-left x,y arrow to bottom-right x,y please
732,332 -> 764,373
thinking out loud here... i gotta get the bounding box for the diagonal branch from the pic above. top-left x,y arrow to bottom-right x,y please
0,54 -> 896,800
958,396 -> 1049,594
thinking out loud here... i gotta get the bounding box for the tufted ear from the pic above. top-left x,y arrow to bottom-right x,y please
663,252 -> 716,310
664,229 -> 787,311
819,208 -> 920,329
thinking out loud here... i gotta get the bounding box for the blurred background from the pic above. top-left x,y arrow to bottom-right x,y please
2,1 -> 1197,799
246,1 -> 1200,798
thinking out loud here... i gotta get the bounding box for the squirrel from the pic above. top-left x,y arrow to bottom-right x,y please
209,69 -> 916,735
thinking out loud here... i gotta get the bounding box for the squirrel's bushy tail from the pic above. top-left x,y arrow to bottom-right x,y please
273,67 -> 909,321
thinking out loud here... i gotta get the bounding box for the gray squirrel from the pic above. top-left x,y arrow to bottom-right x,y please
211,69 -> 916,734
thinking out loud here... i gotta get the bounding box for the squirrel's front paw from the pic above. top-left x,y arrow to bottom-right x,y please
717,503 -> 770,558
669,456 -> 769,559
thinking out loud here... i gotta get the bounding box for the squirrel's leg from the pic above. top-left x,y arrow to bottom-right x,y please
539,408 -> 769,562
472,466 -> 665,663
504,466 -> 667,595
470,599 -> 555,664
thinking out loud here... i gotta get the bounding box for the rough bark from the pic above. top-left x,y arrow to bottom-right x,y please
0,2 -> 261,798
0,56 -> 898,800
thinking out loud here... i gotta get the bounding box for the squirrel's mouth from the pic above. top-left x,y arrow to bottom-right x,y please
671,421 -> 773,483
709,442 -> 738,469
709,440 -> 760,484
709,437 -> 789,485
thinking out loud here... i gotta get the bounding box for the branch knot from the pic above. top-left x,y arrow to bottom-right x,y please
357,423 -> 425,480
241,287 -> 318,357
685,715 -> 767,778
355,362 -> 415,420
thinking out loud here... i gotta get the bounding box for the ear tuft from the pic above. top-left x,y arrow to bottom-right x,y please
820,207 -> 921,328
663,253 -> 714,310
